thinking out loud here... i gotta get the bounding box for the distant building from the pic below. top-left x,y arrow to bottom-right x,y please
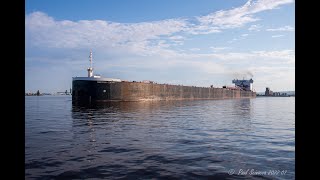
264,87 -> 291,97
273,92 -> 282,96
265,87 -> 273,96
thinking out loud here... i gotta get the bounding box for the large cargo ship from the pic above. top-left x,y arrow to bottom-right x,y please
72,52 -> 256,102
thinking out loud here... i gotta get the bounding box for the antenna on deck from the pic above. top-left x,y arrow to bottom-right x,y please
89,50 -> 92,68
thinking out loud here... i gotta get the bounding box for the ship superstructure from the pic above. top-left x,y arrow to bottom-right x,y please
232,79 -> 254,91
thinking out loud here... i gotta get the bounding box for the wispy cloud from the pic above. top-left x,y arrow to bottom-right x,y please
196,0 -> 293,31
186,26 -> 221,35
248,65 -> 294,92
251,49 -> 294,61
227,33 -> 249,44
25,11 -> 295,65
248,24 -> 262,31
272,34 -> 284,38
210,46 -> 230,52
266,25 -> 294,31
26,0 -> 294,54
190,48 -> 200,51
26,11 -> 188,53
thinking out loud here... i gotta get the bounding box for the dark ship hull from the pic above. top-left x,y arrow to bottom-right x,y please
72,80 -> 256,103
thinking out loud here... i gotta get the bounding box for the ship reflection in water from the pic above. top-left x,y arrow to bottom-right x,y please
25,96 -> 295,179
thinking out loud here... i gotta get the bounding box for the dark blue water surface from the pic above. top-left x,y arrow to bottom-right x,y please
25,96 -> 295,179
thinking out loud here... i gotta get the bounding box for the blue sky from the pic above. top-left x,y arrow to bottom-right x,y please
25,0 -> 295,93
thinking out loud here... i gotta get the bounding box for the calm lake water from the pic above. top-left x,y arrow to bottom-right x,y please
25,96 -> 295,179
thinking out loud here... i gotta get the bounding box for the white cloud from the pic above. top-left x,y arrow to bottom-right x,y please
210,46 -> 230,52
26,0 -> 294,53
190,48 -> 200,51
168,35 -> 185,40
248,0 -> 294,13
26,11 -> 294,65
251,49 -> 294,60
272,34 -> 284,38
186,25 -> 222,35
196,1 -> 257,29
250,67 -> 294,92
196,0 -> 293,30
241,34 -> 249,37
248,24 -> 262,31
26,11 -> 188,53
266,25 -> 294,31
142,49 -> 295,68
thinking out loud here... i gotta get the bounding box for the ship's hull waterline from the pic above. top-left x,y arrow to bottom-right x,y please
72,80 -> 256,103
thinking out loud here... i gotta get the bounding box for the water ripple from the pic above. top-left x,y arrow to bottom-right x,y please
25,96 -> 295,179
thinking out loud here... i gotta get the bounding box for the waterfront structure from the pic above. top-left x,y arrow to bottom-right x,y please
263,87 -> 292,97
265,87 -> 273,96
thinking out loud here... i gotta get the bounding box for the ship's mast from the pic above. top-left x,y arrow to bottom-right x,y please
87,50 -> 93,77
89,50 -> 92,69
